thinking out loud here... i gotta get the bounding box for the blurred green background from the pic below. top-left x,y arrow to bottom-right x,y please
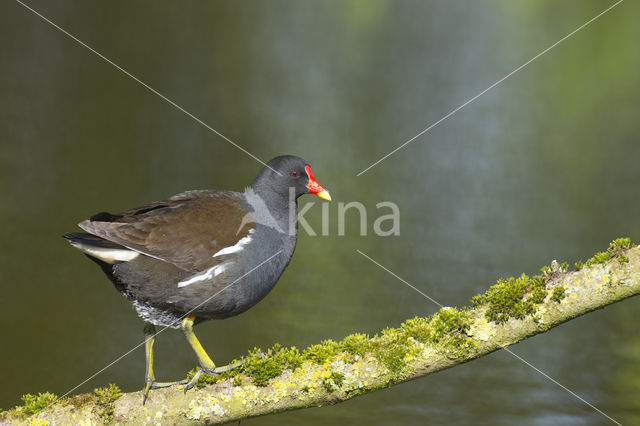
2,0 -> 639,424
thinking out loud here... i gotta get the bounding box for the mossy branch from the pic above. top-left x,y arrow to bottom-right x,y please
4,239 -> 639,425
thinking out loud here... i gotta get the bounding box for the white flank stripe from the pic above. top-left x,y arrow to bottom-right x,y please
178,262 -> 228,288
70,242 -> 140,263
212,230 -> 254,258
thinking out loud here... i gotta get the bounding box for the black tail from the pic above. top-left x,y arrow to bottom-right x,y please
62,232 -> 130,294
62,232 -> 125,249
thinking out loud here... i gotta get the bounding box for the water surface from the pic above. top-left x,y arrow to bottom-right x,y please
1,1 -> 639,424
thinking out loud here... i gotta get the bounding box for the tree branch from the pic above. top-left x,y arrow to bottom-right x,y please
5,240 -> 639,425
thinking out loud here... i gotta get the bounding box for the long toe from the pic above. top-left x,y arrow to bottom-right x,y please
184,368 -> 204,393
183,360 -> 244,393
212,359 -> 245,374
142,379 -> 189,404
142,381 -> 152,405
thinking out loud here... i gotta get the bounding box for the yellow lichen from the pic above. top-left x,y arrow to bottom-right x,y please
468,317 -> 496,341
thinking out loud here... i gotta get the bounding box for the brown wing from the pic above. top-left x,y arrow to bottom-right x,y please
79,190 -> 255,272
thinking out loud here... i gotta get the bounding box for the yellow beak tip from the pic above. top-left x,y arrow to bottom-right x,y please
317,191 -> 332,201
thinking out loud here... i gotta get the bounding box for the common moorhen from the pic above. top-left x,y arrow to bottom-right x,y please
63,155 -> 331,401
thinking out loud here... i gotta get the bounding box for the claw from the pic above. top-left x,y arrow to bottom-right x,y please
209,359 -> 245,374
180,315 -> 244,391
184,368 -> 204,393
141,322 -> 187,404
143,378 -> 188,404
182,360 -> 245,394
142,381 -> 152,405
141,317 -> 247,403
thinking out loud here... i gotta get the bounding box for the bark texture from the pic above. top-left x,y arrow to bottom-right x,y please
5,244 -> 640,425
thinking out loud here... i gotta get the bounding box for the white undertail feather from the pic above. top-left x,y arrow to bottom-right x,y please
69,242 -> 140,263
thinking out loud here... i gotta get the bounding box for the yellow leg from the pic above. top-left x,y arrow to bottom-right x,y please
143,323 -> 155,398
142,323 -> 187,404
181,315 -> 216,371
181,315 -> 244,391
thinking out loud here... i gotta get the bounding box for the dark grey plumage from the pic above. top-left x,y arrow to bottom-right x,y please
63,155 -> 331,328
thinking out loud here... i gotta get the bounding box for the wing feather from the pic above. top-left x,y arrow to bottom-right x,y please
79,191 -> 254,272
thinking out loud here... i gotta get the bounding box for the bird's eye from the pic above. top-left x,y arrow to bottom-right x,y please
290,170 -> 298,177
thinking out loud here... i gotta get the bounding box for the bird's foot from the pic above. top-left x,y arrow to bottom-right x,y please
183,360 -> 245,393
204,359 -> 245,375
184,368 -> 204,392
142,378 -> 188,405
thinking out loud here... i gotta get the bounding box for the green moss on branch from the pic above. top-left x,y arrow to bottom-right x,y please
4,238 -> 639,425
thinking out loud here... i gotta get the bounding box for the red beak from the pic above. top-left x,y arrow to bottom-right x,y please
305,165 -> 331,201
